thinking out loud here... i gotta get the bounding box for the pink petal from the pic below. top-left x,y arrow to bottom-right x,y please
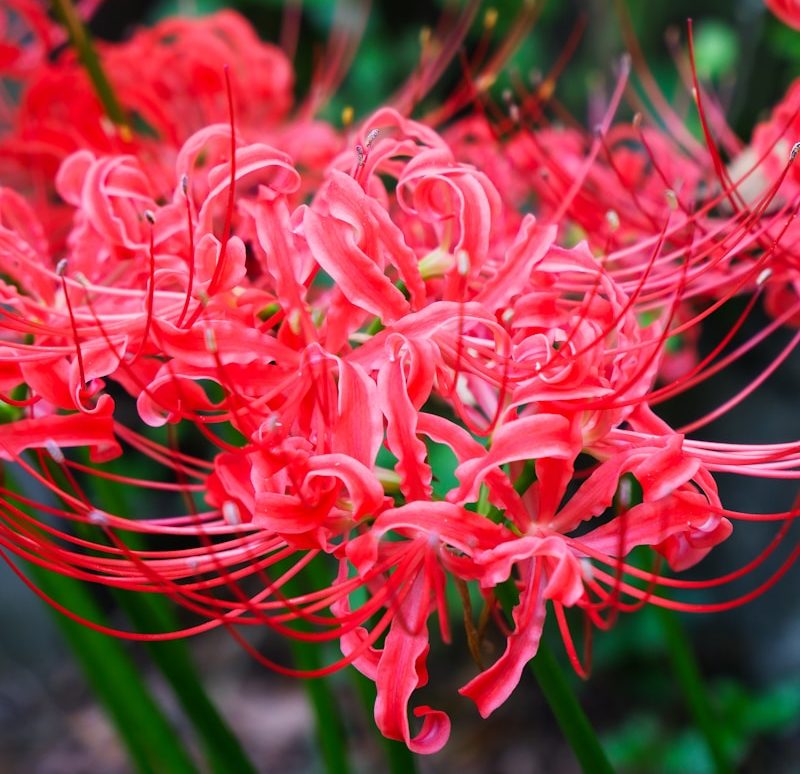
451,414 -> 575,504
374,572 -> 451,754
0,411 -> 119,462
460,562 -> 546,717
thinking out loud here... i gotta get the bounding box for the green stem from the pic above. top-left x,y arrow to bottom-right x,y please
122,592 -> 257,774
495,582 -> 614,774
283,562 -> 350,774
655,607 -> 733,774
78,464 -> 256,774
529,643 -> 615,774
26,563 -> 197,774
50,0 -> 130,134
288,637 -> 350,774
4,469 -> 196,772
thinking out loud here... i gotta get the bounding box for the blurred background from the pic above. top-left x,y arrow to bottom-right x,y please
2,1 -> 800,772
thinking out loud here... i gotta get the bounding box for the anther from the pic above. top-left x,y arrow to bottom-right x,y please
484,7 -> 498,29
456,250 -> 470,276
419,26 -> 431,48
204,327 -> 217,353
56,258 -> 68,277
501,307 -> 514,324
580,558 -> 595,581
605,209 -> 620,231
355,144 -> 366,167
88,510 -> 108,526
144,209 -> 156,225
44,439 -> 65,464
665,189 -> 678,211
222,501 -> 241,526
365,128 -> 380,148
791,142 -> 800,161
342,106 -> 354,127
180,174 -> 189,196
287,307 -> 302,335
756,267 -> 772,286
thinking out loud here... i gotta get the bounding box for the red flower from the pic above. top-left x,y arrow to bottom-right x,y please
0,7 -> 798,757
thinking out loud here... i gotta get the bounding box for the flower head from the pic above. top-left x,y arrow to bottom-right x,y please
0,4 -> 798,757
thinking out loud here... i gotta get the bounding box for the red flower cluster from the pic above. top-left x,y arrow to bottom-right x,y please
0,5 -> 799,754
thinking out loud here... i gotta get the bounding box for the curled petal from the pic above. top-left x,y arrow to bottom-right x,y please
0,409 -> 119,462
374,572 -> 451,754
450,414 -> 576,504
153,318 -> 298,367
378,337 -> 433,501
460,562 -> 545,718
304,171 -> 414,322
578,491 -> 731,570
474,535 -> 584,606
475,216 -> 556,311
194,233 -> 247,291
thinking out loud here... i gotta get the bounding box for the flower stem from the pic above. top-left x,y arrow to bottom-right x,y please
24,563 -> 197,773
80,461 -> 257,774
50,0 -> 130,136
122,591 -> 258,774
529,643 -> 615,774
287,637 -> 351,774
495,582 -> 614,773
282,562 -> 350,774
655,607 -> 734,774
3,469 -> 197,772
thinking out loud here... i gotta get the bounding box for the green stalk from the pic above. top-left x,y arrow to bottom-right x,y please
290,557 -> 417,773
287,636 -> 350,774
121,592 -> 257,774
621,489 -> 731,772
655,607 -> 733,774
81,466 -> 256,774
4,470 -> 196,772
495,582 -> 614,774
50,0 -> 130,134
26,562 -> 197,774
529,643 -> 615,774
283,565 -> 350,774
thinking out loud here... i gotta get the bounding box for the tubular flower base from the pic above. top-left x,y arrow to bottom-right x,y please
1,5 -> 800,757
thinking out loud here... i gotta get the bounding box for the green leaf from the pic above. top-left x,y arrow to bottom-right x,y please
24,564 -> 197,774
82,456 -> 256,774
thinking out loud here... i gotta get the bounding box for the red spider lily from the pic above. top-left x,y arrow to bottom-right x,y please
0,6 -> 799,757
